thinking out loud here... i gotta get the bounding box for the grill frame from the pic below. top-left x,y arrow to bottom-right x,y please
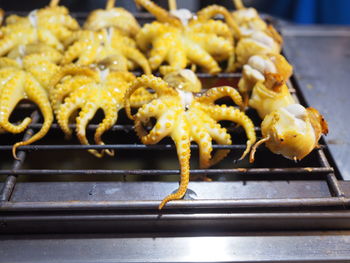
0,13 -> 348,234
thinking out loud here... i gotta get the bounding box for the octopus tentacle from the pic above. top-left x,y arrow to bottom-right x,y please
122,46 -> 151,74
193,34 -> 233,61
203,104 -> 256,159
49,65 -> 99,92
12,75 -> 53,159
0,70 -> 31,133
129,88 -> 157,108
197,86 -> 243,107
37,29 -> 64,51
185,43 -> 221,74
190,20 -> 233,42
190,107 -> 232,168
23,57 -> 60,89
159,42 -> 187,74
56,96 -> 82,139
76,102 -> 102,157
50,76 -> 94,113
125,75 -> 176,120
159,114 -> 191,209
94,102 -> 119,157
135,0 -> 182,27
0,58 -> 21,68
196,5 -> 241,37
136,103 -> 177,144
136,22 -> 169,51
188,112 -> 213,169
8,44 -> 62,64
203,120 -> 232,167
148,35 -> 172,70
61,41 -> 87,64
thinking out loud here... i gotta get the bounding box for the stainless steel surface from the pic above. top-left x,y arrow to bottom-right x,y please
1,233 -> 350,263
7,181 -> 334,201
282,25 -> 350,179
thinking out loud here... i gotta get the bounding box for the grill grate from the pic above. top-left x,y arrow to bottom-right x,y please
0,72 -> 346,210
0,14 -> 347,220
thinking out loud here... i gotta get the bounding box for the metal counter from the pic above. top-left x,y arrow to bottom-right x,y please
282,25 -> 350,180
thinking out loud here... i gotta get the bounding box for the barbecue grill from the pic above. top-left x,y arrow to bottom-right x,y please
1,12 -> 350,263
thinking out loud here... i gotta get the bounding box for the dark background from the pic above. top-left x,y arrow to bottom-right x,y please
0,0 -> 349,24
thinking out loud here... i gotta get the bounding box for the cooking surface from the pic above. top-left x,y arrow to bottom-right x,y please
282,25 -> 350,179
0,20 -> 350,262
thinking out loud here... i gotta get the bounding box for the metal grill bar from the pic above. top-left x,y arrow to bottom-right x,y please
20,123 -> 262,132
0,112 -> 39,201
0,144 -> 250,151
0,167 -> 333,176
316,148 -> 344,197
1,197 -> 349,211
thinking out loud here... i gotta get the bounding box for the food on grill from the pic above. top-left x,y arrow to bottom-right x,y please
197,0 -> 282,71
124,70 -> 256,209
251,104 -> 328,161
246,64 -> 328,161
0,0 -> 79,56
50,65 -> 155,157
249,79 -> 294,119
84,0 -> 140,38
7,43 -> 62,63
0,51 -> 59,158
135,0 -> 182,27
62,28 -> 151,74
135,0 -> 234,74
239,53 -> 293,108
232,0 -> 282,40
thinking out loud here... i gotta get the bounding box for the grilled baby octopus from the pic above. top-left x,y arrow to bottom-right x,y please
0,2 -> 79,56
135,0 -> 234,75
62,28 -> 150,74
0,50 -> 60,157
84,0 -> 140,38
124,70 -> 256,209
197,0 -> 282,70
50,65 -> 155,158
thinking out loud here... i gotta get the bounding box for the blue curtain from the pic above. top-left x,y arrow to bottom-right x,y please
256,0 -> 350,24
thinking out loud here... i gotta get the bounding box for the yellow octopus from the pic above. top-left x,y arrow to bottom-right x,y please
0,46 -> 61,157
135,0 -> 234,75
84,0 -> 140,38
197,0 -> 283,70
49,65 -> 155,158
62,28 -> 151,74
0,0 -> 79,56
124,70 -> 256,209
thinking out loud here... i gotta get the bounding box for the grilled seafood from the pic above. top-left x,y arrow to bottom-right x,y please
197,1 -> 282,70
239,53 -> 293,108
124,71 -> 256,209
0,0 -> 79,56
247,68 -> 328,161
50,65 -> 155,157
250,104 -> 328,161
62,28 -> 150,74
0,52 -> 59,158
135,0 -> 234,74
84,0 -> 140,38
